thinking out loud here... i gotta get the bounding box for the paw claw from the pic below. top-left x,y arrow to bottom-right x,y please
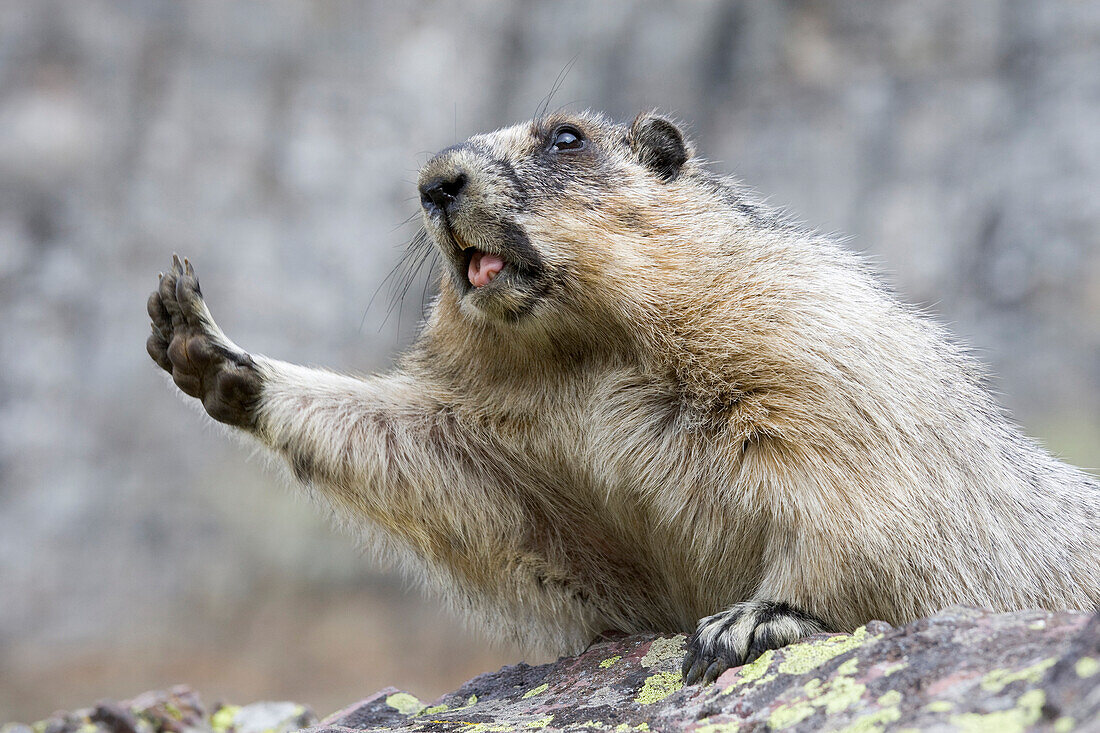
702,659 -> 727,685
681,651 -> 696,679
684,655 -> 709,686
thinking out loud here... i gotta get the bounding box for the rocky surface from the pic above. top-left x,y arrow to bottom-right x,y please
5,607 -> 1099,731
309,607 -> 1099,732
1,687 -> 316,733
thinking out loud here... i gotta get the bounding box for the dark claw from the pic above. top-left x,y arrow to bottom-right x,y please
175,272 -> 191,316
681,651 -> 693,679
702,659 -> 726,684
746,637 -> 771,664
684,655 -> 709,686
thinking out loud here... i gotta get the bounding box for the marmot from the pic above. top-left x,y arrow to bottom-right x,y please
146,111 -> 1100,685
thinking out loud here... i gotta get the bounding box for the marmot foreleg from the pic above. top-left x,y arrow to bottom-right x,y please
146,256 -> 529,581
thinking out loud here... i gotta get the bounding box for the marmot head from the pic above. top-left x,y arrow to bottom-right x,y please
417,111 -> 707,327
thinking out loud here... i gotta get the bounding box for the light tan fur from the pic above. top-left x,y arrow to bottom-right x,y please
149,111 -> 1100,675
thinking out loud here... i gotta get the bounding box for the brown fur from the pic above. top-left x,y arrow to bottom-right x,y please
148,111 -> 1100,683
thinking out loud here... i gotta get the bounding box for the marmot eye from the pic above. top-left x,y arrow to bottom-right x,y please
550,126 -> 585,152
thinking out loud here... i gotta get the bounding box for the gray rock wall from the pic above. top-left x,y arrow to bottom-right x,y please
1,0 -> 1098,722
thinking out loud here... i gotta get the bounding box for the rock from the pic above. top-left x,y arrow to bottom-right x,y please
6,607 -> 1098,731
4,687 -> 316,733
308,607 -> 1099,732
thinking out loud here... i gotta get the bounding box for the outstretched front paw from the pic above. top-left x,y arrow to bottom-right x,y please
146,255 -> 261,429
682,600 -> 828,685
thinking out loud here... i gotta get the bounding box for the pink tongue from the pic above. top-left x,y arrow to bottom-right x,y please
468,250 -> 505,288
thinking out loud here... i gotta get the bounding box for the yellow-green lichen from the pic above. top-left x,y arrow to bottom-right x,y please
831,689 -> 903,733
78,724 -> 98,733
776,626 -> 873,675
693,720 -> 741,733
834,706 -> 902,733
880,660 -> 907,676
980,658 -> 1056,693
635,671 -> 683,704
521,683 -> 549,699
739,649 -> 776,682
420,704 -> 448,715
924,700 -> 953,713
163,703 -> 183,721
768,700 -> 816,730
1053,717 -> 1076,733
877,690 -> 902,707
769,667 -> 868,730
577,722 -> 648,732
949,688 -> 1045,733
640,636 -> 686,668
211,705 -> 241,732
810,676 -> 866,714
742,672 -> 777,690
836,658 -> 859,676
525,716 -> 554,728
599,655 -> 622,668
1076,656 -> 1099,678
722,649 -> 778,694
384,692 -> 422,716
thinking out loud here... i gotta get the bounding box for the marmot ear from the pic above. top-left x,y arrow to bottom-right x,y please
630,113 -> 691,182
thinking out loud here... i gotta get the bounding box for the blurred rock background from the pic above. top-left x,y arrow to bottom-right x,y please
1,0 -> 1097,722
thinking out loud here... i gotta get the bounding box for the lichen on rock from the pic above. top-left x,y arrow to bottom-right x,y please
3,687 -> 315,733
6,608 -> 1098,732
305,607 -> 1099,732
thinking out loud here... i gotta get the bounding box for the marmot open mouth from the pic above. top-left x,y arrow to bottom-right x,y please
466,249 -> 505,288
450,227 -> 508,289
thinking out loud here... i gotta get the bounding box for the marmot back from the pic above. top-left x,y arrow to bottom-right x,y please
147,110 -> 1100,686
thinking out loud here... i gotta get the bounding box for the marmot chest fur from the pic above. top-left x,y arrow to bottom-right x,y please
147,110 -> 1100,685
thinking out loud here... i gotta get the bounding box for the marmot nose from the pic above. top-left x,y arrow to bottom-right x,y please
419,172 -> 468,216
